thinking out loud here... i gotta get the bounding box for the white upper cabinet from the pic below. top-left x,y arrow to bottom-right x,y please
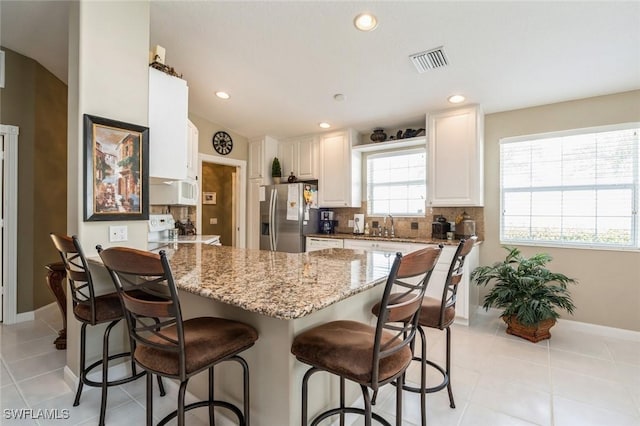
427,105 -> 484,206
318,129 -> 361,207
248,135 -> 278,182
278,135 -> 318,181
186,119 -> 199,180
148,67 -> 189,181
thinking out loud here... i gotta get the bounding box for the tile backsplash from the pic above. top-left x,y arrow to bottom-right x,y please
329,203 -> 484,241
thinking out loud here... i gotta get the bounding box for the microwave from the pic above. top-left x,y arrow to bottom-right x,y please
150,179 -> 199,206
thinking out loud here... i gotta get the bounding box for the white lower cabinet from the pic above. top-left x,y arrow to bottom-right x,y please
305,237 -> 344,252
413,244 -> 479,325
343,239 -> 479,324
343,239 -> 413,254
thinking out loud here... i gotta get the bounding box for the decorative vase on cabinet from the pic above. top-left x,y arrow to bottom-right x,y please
370,128 -> 387,142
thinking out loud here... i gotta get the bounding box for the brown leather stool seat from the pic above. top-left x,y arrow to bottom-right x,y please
292,320 -> 412,384
98,245 -> 258,426
135,317 -> 257,377
49,234 -> 165,426
292,246 -> 441,426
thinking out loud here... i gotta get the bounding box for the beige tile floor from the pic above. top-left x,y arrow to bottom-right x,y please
1,303 -> 639,425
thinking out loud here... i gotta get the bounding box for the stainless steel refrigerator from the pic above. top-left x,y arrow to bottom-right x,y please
260,183 -> 319,253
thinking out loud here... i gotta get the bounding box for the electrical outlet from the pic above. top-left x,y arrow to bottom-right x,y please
209,218 -> 218,225
109,225 -> 128,242
411,222 -> 419,230
348,220 -> 354,227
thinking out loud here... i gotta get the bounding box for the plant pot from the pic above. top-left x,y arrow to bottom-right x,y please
273,177 -> 281,184
501,316 -> 556,343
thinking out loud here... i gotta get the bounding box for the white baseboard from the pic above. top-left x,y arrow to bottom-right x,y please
557,317 -> 640,342
483,307 -> 640,342
15,310 -> 35,323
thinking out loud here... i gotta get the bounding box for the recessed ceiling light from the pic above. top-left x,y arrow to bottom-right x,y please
319,122 -> 331,129
215,91 -> 230,100
354,13 -> 378,32
333,93 -> 346,102
448,94 -> 465,104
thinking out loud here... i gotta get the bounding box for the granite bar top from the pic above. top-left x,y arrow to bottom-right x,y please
153,245 -> 398,320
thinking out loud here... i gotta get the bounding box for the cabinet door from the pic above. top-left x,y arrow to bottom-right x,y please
427,105 -> 484,206
343,239 -> 411,253
306,237 -> 344,252
318,130 -> 361,207
297,136 -> 317,180
248,140 -> 264,179
186,120 -> 199,180
277,140 -> 297,180
249,136 -> 278,182
149,67 -> 189,180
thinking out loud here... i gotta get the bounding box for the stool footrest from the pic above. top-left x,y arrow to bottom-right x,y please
157,399 -> 244,426
311,406 -> 391,426
81,352 -> 145,388
399,356 -> 449,394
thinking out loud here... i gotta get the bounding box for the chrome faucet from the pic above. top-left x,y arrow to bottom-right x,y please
384,214 -> 395,238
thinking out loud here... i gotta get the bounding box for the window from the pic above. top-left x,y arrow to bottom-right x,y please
500,123 -> 639,249
366,148 -> 426,216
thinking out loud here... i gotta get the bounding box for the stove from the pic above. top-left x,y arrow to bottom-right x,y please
148,214 -> 176,241
148,214 -> 221,246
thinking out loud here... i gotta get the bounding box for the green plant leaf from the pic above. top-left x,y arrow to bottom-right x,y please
471,246 -> 577,326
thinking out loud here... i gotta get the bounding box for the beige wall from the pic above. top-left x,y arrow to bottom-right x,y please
189,112 -> 248,162
482,90 -> 640,332
65,0 -> 151,376
0,48 -> 67,313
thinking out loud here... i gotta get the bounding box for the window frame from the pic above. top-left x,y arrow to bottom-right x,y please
499,122 -> 640,251
364,146 -> 427,218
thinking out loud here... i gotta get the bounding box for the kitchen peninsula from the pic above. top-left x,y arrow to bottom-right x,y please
155,243 -> 400,425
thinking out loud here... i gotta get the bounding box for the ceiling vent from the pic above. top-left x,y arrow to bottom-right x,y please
409,46 -> 448,73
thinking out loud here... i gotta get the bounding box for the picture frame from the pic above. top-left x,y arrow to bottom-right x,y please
202,191 -> 217,205
83,114 -> 149,221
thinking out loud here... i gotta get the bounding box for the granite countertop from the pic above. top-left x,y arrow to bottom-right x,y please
153,245 -> 397,320
306,232 -> 465,246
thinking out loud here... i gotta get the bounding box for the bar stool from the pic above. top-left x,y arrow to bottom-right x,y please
376,237 -> 476,426
98,246 -> 258,426
49,234 -> 165,426
291,246 -> 441,426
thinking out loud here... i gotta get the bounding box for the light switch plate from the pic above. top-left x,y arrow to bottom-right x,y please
209,218 -> 218,225
109,225 -> 128,242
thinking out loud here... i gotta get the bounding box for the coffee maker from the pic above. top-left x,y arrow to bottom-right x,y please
319,210 -> 336,234
431,215 -> 451,239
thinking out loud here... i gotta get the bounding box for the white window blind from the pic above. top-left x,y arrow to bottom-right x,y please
500,124 -> 639,248
366,149 -> 426,216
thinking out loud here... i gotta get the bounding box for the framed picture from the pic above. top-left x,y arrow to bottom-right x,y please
83,114 -> 149,221
202,191 -> 217,205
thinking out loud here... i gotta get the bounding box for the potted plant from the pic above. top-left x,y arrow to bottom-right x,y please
272,157 -> 282,184
471,247 -> 577,342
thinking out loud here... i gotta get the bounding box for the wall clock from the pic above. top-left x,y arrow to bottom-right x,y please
212,131 -> 233,155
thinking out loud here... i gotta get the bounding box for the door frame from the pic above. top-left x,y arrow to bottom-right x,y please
1,124 -> 19,324
197,154 -> 247,248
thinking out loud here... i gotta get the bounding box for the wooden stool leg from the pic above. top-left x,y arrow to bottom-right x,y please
45,262 -> 67,350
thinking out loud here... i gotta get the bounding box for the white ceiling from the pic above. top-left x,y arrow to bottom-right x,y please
2,1 -> 639,140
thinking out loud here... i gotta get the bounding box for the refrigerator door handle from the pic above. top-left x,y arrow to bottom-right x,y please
269,188 -> 277,251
